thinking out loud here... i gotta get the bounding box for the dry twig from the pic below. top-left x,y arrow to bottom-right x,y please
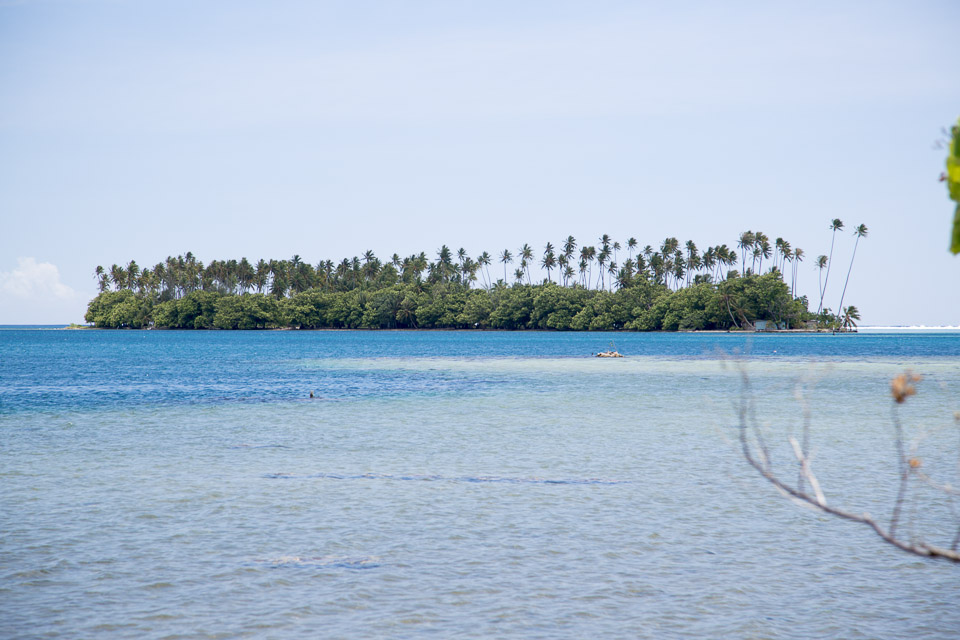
736,364 -> 960,562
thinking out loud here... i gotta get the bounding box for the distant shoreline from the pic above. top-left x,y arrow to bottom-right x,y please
0,324 -> 960,335
5,325 -> 959,333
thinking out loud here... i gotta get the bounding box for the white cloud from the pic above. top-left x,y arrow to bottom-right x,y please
0,257 -> 78,300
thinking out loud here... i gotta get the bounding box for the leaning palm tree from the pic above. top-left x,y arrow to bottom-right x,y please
836,224 -> 868,318
841,305 -> 860,331
818,218 -> 844,314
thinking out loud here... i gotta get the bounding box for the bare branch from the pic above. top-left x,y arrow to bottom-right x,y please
736,362 -> 960,563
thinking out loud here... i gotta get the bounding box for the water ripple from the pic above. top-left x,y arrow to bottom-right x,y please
262,471 -> 633,485
252,555 -> 381,569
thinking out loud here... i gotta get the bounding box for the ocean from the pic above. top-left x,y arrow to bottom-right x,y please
2,329 -> 959,638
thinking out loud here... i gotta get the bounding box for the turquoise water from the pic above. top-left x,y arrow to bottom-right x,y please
2,330 -> 959,638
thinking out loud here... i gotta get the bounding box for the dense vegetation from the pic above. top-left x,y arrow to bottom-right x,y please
85,231 -> 860,330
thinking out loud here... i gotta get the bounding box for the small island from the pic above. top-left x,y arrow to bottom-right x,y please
83,230 -> 861,332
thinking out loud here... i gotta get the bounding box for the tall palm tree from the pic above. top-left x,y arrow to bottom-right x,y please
737,231 -> 755,274
672,250 -> 685,288
499,249 -> 512,283
814,254 -> 827,305
519,244 -> 533,284
109,264 -> 126,291
684,240 -> 699,286
818,218 -> 844,314
563,236 -> 577,277
836,224 -> 868,317
579,246 -> 593,287
542,242 -> 556,282
649,252 -> 664,285
93,265 -> 109,292
436,245 -> 455,283
752,232 -> 769,273
254,259 -> 269,293
790,248 -> 804,297
596,246 -> 610,290
477,252 -> 492,289
627,237 -> 638,263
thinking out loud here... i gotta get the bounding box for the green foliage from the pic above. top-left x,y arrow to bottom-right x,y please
84,289 -> 151,328
84,269 -> 811,331
947,119 -> 960,254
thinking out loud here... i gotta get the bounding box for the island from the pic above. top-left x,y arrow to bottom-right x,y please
83,231 -> 861,331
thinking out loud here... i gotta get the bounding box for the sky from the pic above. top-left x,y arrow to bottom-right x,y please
1,0 -> 958,325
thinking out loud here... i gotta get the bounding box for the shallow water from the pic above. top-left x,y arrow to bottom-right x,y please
2,330 -> 959,638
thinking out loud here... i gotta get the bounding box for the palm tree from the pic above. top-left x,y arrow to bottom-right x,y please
541,242 -> 556,282
841,305 -> 860,331
737,231 -> 755,274
684,240 -> 699,286
254,259 -> 269,293
814,254 -> 828,304
752,232 -> 769,273
519,244 -> 533,284
478,252 -> 492,289
836,224 -> 868,317
607,260 -> 618,290
93,265 -> 109,292
596,246 -> 610,290
649,252 -> 664,285
436,245 -> 454,283
109,264 -> 126,291
818,218 -> 844,314
672,250 -> 685,288
124,261 -> 140,290
790,248 -> 804,297
579,246 -> 593,288
499,249 -> 512,283
578,256 -> 589,288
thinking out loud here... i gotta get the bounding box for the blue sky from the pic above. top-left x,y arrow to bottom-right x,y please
1,0 -> 957,325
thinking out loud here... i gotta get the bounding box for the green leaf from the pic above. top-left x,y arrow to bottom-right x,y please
952,204 -> 960,255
